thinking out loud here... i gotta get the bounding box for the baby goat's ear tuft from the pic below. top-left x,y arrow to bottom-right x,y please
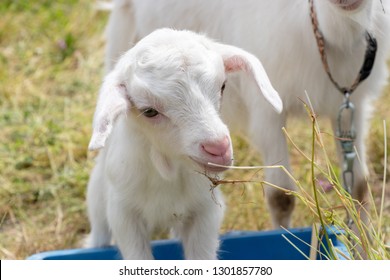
88,72 -> 131,151
214,43 -> 283,114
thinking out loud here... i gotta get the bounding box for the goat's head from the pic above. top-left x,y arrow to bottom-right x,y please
88,28 -> 282,178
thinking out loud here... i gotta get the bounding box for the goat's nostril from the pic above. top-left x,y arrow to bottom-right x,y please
201,136 -> 230,157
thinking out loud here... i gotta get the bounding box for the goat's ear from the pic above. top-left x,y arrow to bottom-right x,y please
88,72 -> 131,150
214,43 -> 283,113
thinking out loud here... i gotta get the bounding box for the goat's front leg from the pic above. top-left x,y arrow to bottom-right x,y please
331,98 -> 371,259
247,105 -> 296,229
86,165 -> 111,248
331,99 -> 370,211
176,200 -> 224,260
105,0 -> 137,72
107,198 -> 153,260
331,98 -> 371,219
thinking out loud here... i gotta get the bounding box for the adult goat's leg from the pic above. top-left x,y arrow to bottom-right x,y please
105,0 -> 137,72
248,106 -> 295,228
331,99 -> 371,258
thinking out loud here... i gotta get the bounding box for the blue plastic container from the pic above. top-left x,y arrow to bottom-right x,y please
27,227 -> 349,260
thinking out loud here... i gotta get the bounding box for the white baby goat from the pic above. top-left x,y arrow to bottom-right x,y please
86,28 -> 282,259
105,0 -> 390,229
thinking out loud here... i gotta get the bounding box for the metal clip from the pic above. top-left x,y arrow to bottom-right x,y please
336,93 -> 357,231
336,93 -> 356,195
337,93 -> 355,137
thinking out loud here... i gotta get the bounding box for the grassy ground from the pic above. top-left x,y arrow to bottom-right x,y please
1,0 -> 389,259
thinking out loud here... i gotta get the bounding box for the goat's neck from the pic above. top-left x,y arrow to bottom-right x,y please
315,0 -> 374,51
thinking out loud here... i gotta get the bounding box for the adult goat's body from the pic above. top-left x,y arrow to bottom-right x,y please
105,0 -> 390,228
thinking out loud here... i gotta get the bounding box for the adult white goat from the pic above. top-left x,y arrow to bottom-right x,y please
104,0 -> 390,229
86,28 -> 282,259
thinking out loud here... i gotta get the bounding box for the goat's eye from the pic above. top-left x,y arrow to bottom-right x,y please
142,108 -> 159,118
221,82 -> 226,95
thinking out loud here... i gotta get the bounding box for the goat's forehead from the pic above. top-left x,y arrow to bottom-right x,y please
131,42 -> 225,101
135,39 -> 223,74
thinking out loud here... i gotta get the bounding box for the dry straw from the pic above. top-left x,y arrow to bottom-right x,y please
207,101 -> 389,260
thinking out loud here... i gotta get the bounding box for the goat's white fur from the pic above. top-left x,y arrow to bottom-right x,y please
86,28 -> 282,259
104,0 -> 390,229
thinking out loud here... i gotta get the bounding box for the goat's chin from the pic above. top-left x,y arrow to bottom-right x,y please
329,0 -> 365,11
190,157 -> 231,173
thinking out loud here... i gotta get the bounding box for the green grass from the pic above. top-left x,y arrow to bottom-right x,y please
0,0 -> 389,259
0,0 -> 106,258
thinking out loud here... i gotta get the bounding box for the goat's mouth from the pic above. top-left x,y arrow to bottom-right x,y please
190,157 -> 232,173
330,0 -> 365,11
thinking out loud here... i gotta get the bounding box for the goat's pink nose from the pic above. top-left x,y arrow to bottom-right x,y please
201,136 -> 230,157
